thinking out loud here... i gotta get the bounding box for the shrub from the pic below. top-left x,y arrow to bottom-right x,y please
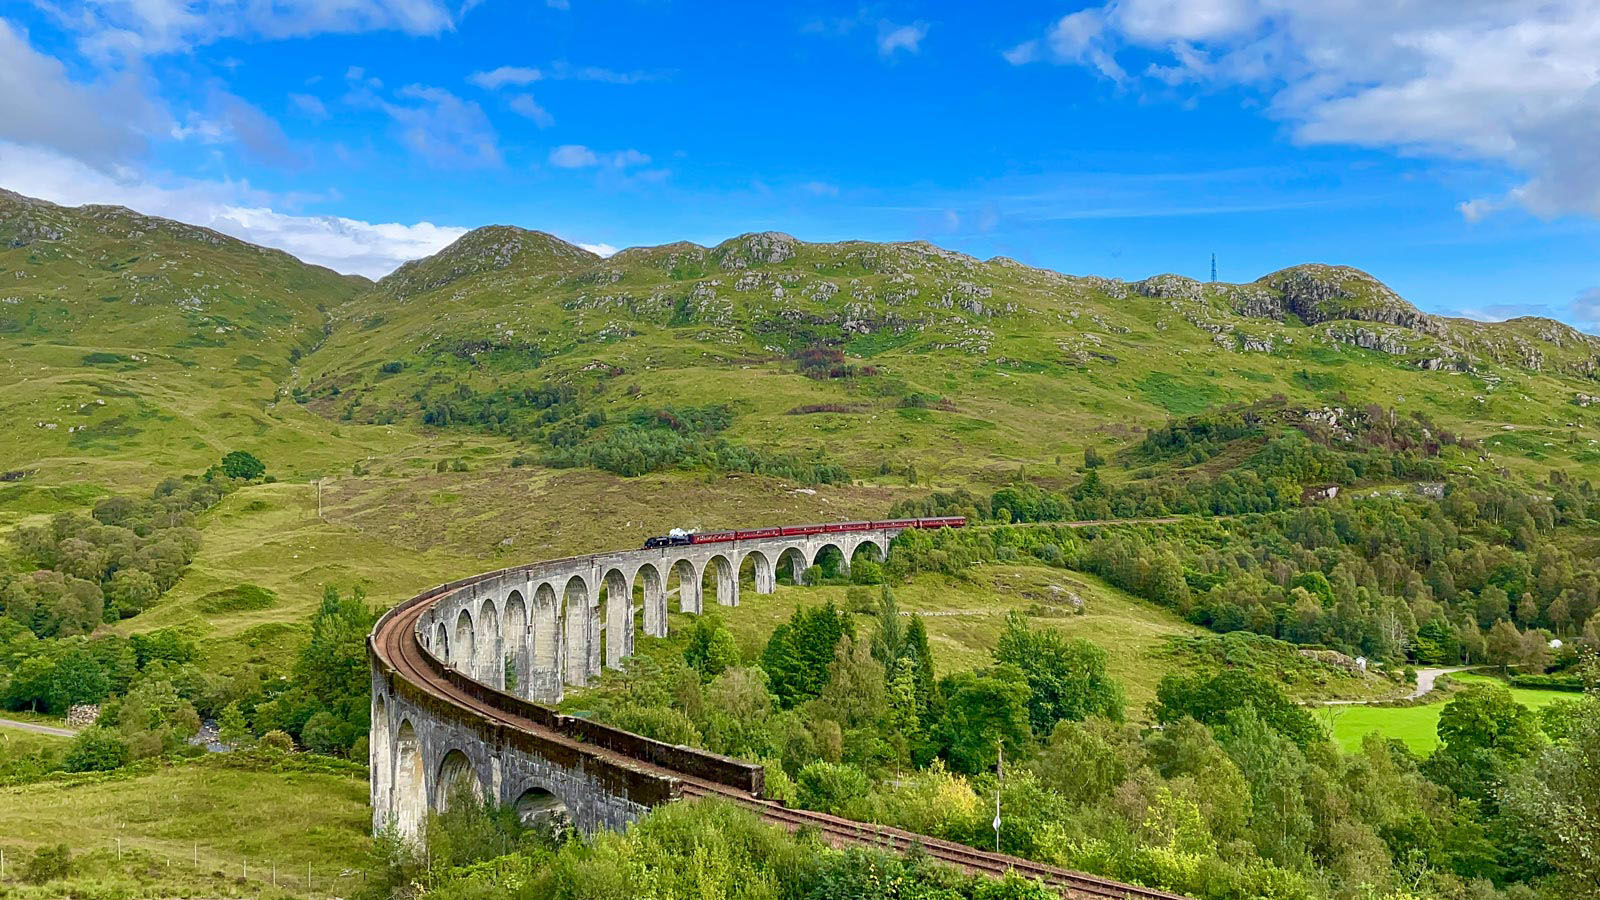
23,844 -> 71,884
219,450 -> 266,481
259,729 -> 295,753
64,726 -> 130,772
850,560 -> 884,585
796,760 -> 872,814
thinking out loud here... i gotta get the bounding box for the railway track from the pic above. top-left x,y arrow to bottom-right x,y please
374,572 -> 1191,900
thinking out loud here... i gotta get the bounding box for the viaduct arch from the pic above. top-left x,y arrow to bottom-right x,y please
367,522 -> 1189,899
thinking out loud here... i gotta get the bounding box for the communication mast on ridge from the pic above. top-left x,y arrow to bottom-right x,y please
1210,253 -> 1217,283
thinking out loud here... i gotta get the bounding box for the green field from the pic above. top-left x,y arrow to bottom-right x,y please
1321,673 -> 1572,754
0,755 -> 371,899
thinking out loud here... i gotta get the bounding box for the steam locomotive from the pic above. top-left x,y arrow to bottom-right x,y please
642,516 -> 966,549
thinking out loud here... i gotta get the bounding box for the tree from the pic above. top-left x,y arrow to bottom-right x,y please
1500,684 -> 1600,893
761,603 -> 852,707
292,585 -> 376,738
992,612 -> 1123,733
683,616 -> 740,679
4,570 -> 104,638
1031,718 -> 1128,804
1153,669 -> 1323,748
795,761 -> 871,815
904,615 -> 938,724
1485,619 -> 1523,672
1083,446 -> 1104,469
933,664 -> 1031,774
64,726 -> 129,772
1436,684 -> 1544,762
217,701 -> 251,748
814,636 -> 887,731
48,647 -> 109,710
219,450 -> 266,481
2,655 -> 58,712
106,568 -> 159,618
1428,683 -> 1545,805
869,586 -> 906,671
850,558 -> 884,584
116,678 -> 201,758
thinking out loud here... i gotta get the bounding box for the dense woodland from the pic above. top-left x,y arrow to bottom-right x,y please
565,580 -> 1598,900
890,405 -> 1600,671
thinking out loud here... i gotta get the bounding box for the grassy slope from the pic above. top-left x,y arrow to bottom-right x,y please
307,231 -> 1600,487
0,756 -> 370,899
0,189 -> 370,490
117,481 -> 483,670
706,565 -> 1205,710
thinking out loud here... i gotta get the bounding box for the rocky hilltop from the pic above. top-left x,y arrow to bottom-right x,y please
347,225 -> 1600,381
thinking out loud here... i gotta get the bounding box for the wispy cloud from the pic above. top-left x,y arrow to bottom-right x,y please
1570,287 -> 1600,331
353,84 -> 501,168
878,21 -> 928,57
469,66 -> 541,90
507,94 -> 554,127
468,61 -> 662,90
548,144 -> 650,168
289,92 -> 329,120
58,0 -> 459,61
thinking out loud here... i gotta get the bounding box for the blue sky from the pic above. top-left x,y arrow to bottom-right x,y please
2,1 -> 1598,329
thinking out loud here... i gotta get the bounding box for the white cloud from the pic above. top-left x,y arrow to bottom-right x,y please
548,144 -> 649,168
1002,40 -> 1040,65
289,92 -> 329,121
878,21 -> 928,56
800,180 -> 839,196
472,61 -> 658,88
507,94 -> 554,127
1010,0 -> 1600,219
0,19 -> 164,166
548,144 -> 597,167
365,84 -> 500,168
67,0 -> 458,60
578,242 -> 617,256
0,141 -> 466,278
544,61 -> 659,84
469,66 -> 542,89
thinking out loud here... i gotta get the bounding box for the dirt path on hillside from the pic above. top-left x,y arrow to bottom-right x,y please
1316,666 -> 1476,706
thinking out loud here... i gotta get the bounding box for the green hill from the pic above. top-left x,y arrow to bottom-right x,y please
7,190 -> 1600,494
302,227 -> 1600,487
0,190 -> 380,488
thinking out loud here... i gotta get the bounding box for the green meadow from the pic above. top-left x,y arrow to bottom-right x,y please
1321,673 -> 1573,754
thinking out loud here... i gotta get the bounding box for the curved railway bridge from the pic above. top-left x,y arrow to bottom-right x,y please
367,522 -> 1191,900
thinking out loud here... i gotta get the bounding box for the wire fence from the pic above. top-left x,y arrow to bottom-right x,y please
0,840 -> 370,899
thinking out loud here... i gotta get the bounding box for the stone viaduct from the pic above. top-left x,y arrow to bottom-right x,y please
365,520 -> 1189,899
368,526 -> 897,836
